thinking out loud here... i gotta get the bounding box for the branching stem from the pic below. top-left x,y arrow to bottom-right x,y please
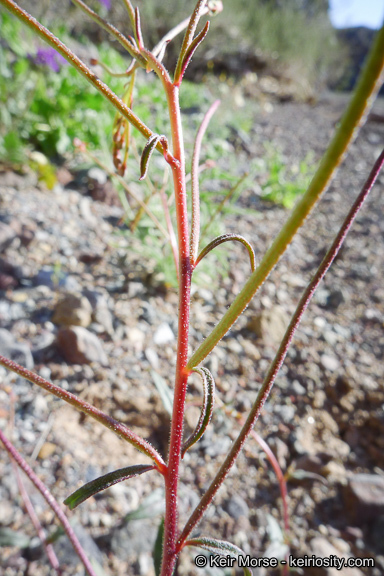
0,355 -> 166,473
0,0 -> 167,153
190,99 -> 221,263
188,24 -> 384,370
0,430 -> 97,576
177,147 -> 384,549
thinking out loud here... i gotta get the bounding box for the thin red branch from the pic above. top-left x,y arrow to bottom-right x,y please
0,355 -> 166,473
190,99 -> 220,264
13,465 -> 62,574
0,430 -> 97,576
177,148 -> 384,550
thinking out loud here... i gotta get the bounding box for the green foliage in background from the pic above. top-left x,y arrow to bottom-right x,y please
0,4 -> 317,287
258,147 -> 315,209
222,0 -> 339,84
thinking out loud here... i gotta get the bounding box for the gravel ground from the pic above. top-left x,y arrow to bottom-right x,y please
0,87 -> 384,576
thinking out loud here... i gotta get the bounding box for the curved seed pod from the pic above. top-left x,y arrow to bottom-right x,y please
174,0 -> 207,81
176,21 -> 209,86
185,537 -> 252,576
195,233 -> 256,271
64,464 -> 155,510
182,367 -> 215,457
135,7 -> 144,50
121,0 -> 136,30
139,134 -> 162,181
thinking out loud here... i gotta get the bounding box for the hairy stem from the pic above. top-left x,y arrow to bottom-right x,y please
188,24 -> 384,370
160,82 -> 191,576
71,0 -> 145,64
13,464 -> 62,573
178,148 -> 384,548
0,430 -> 97,576
0,0 -> 168,152
190,99 -> 221,263
0,355 -> 166,472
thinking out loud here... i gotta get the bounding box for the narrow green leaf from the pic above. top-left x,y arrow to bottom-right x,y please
139,134 -> 161,181
151,370 -> 173,417
177,21 -> 209,85
64,464 -> 154,510
287,468 -> 327,484
182,367 -> 215,457
195,233 -> 256,272
186,536 -> 252,576
153,518 -> 164,576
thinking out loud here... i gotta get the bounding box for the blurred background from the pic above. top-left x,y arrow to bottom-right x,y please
1,0 -> 383,167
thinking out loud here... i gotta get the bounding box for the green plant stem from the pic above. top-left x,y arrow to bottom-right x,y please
121,0 -> 136,30
187,24 -> 384,370
71,0 -> 146,65
174,0 -> 208,84
160,81 -> 192,576
0,355 -> 166,473
0,0 -> 167,152
178,147 -> 384,550
0,429 -> 97,576
190,99 -> 221,263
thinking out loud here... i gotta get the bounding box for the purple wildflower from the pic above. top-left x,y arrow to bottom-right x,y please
97,0 -> 111,9
30,47 -> 68,73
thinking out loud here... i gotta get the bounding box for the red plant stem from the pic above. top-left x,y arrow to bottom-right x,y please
190,99 -> 221,263
0,355 -> 166,473
8,391 -> 61,573
251,431 -> 289,576
177,148 -> 384,550
0,430 -> 97,576
13,464 -> 62,574
0,0 -> 162,149
251,431 -> 289,534
217,397 -> 289,537
160,83 -> 192,576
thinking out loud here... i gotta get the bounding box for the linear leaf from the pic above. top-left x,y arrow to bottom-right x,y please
176,21 -> 209,85
64,465 -> 154,510
151,370 -> 173,417
185,536 -> 252,576
153,518 -> 164,576
139,134 -> 161,180
182,367 -> 215,457
134,6 -> 144,49
195,233 -> 256,271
